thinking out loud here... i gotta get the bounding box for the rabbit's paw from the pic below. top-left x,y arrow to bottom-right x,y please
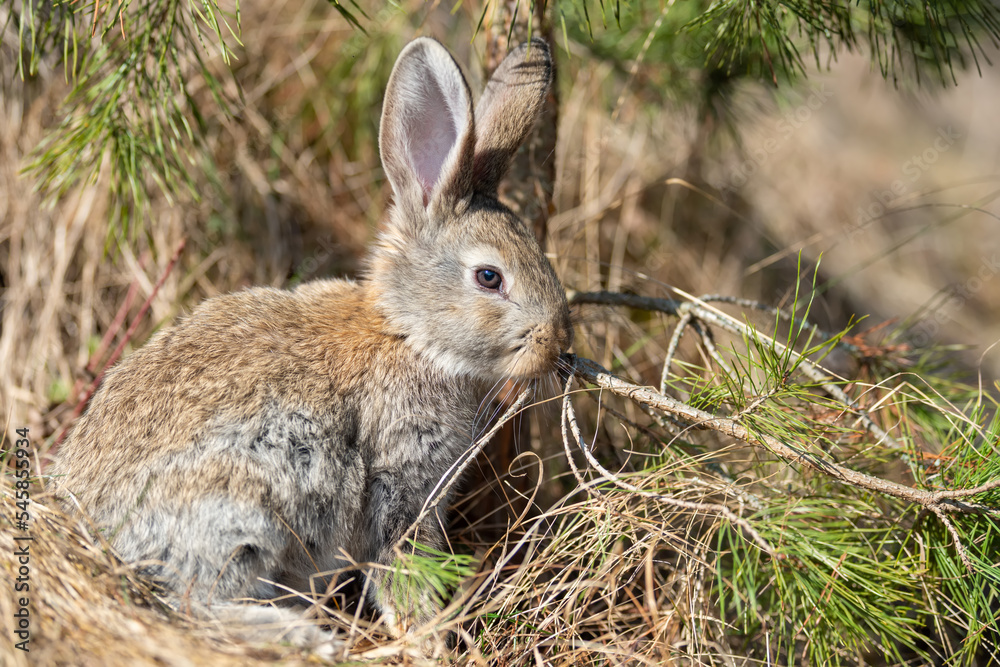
205,602 -> 344,658
274,622 -> 344,660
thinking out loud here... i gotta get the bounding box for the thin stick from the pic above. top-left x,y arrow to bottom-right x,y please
397,388 -> 534,552
86,252 -> 147,374
661,311 -> 692,393
930,506 -> 975,573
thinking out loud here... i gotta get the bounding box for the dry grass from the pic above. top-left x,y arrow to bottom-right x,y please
2,1 -> 999,665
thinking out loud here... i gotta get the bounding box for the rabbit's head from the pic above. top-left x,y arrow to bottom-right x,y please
367,38 -> 572,383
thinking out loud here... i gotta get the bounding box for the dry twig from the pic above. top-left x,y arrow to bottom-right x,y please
51,239 -> 187,450
398,388 -> 535,552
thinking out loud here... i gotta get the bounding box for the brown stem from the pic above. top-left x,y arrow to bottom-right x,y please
482,1 -> 559,521
396,388 -> 534,553
86,253 -> 148,374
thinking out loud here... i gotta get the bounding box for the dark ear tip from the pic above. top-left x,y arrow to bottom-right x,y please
510,38 -> 552,86
518,37 -> 551,61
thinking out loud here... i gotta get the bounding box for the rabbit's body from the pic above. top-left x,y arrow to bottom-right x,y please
61,279 -> 480,604
54,36 -> 572,647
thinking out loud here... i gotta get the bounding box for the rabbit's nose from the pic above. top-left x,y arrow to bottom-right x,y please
508,321 -> 569,378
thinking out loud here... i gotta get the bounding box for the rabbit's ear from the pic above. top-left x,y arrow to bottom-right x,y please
379,38 -> 476,218
472,38 -> 552,196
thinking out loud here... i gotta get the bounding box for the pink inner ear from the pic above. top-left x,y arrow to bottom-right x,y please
407,77 -> 459,206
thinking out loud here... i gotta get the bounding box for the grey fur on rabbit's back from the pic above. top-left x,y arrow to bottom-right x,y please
52,36 -> 572,649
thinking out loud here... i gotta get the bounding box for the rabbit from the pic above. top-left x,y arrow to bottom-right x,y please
51,35 -> 573,651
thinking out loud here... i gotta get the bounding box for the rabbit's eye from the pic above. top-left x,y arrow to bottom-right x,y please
476,268 -> 503,291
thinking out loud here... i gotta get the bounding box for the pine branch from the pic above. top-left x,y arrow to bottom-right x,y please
567,353 -> 1000,569
16,0 -> 241,238
685,0 -> 1000,85
570,289 -> 892,447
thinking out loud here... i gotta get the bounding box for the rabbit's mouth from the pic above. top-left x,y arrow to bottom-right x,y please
504,322 -> 573,380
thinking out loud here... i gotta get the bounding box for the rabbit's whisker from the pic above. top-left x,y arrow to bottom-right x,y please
473,378 -> 508,434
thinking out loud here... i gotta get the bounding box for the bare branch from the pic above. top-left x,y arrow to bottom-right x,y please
51,238 -> 187,452
661,311 -> 693,393
930,506 -> 976,573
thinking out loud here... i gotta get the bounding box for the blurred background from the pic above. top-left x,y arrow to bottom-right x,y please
1,0 -> 998,455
